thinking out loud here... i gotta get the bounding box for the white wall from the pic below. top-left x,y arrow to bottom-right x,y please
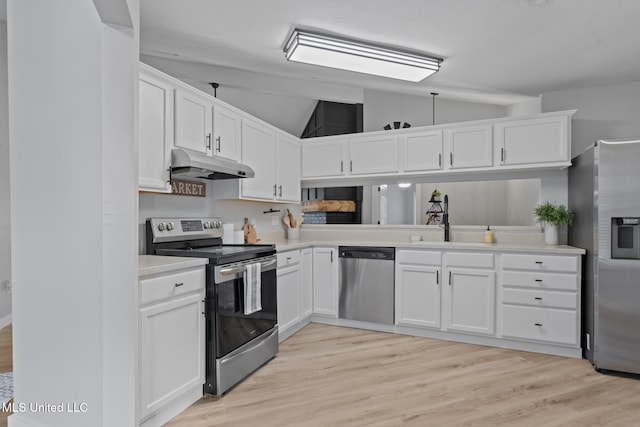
8,1 -> 138,426
0,21 -> 10,328
542,81 -> 640,157
362,89 -> 508,132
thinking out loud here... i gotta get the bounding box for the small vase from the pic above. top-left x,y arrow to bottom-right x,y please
544,224 -> 559,245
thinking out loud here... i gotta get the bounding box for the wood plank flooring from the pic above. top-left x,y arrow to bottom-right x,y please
166,323 -> 640,427
0,324 -> 12,427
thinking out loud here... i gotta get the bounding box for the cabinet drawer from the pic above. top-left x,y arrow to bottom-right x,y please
502,306 -> 577,345
277,250 -> 301,267
502,271 -> 578,291
140,267 -> 205,305
397,250 -> 441,265
502,253 -> 578,272
446,252 -> 494,268
502,288 -> 577,309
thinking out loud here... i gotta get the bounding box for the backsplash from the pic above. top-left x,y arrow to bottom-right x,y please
138,185 -> 300,253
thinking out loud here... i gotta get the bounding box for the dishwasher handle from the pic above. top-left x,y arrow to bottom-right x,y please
338,246 -> 395,260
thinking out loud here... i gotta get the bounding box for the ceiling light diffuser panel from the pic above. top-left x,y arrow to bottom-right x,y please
284,29 -> 442,82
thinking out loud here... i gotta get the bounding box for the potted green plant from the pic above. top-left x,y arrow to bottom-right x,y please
534,202 -> 574,245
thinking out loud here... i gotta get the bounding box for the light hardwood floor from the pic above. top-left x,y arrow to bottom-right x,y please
0,324 -> 12,427
166,323 -> 640,427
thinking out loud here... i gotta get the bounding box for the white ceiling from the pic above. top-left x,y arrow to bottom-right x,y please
140,0 -> 640,106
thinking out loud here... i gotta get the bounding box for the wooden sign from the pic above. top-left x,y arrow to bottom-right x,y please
171,179 -> 206,197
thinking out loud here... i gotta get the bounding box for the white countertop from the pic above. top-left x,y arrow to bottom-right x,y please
269,239 -> 585,255
138,255 -> 208,277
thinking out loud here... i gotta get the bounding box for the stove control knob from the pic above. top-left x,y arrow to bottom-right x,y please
203,222 -> 210,229
214,221 -> 221,228
166,222 -> 174,231
158,222 -> 166,231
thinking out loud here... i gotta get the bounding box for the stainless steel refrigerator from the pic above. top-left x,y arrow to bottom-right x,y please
569,138 -> 640,375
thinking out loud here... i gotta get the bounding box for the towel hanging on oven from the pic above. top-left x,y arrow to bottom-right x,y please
243,262 -> 262,315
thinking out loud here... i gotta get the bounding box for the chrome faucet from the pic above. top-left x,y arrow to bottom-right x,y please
443,194 -> 450,242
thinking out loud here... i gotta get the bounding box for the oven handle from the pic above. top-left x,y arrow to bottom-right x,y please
218,258 -> 277,275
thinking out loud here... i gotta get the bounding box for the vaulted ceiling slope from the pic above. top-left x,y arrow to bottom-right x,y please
140,0 -> 640,106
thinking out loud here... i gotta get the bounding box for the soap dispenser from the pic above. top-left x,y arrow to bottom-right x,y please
484,226 -> 493,243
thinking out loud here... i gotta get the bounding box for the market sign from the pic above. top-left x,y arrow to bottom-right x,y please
171,179 -> 206,197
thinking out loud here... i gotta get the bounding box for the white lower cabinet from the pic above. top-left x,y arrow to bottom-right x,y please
138,266 -> 205,426
312,247 -> 338,318
499,253 -> 581,348
443,252 -> 496,336
395,250 -> 442,329
277,250 -> 302,341
301,248 -> 313,318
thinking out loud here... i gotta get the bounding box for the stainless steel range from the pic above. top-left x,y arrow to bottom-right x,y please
146,217 -> 278,395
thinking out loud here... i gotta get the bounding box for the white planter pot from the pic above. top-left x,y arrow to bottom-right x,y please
544,224 -> 559,245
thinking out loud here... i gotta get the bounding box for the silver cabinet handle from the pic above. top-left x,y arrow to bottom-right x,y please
340,161 -> 343,172
448,271 -> 452,285
534,297 -> 543,301
330,251 -> 333,263
206,133 -> 212,150
278,185 -> 282,197
216,136 -> 221,152
436,270 -> 439,285
535,323 -> 543,327
273,184 -> 277,196
449,152 -> 453,166
438,153 -> 442,167
534,279 -> 543,283
535,261 -> 543,265
174,282 -> 184,287
350,160 -> 353,172
501,147 -> 505,162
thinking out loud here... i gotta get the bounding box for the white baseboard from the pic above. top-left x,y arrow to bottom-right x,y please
0,314 -> 11,330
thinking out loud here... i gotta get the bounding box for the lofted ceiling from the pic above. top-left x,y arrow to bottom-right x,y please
140,0 -> 640,106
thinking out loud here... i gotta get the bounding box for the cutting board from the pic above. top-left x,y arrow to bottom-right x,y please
243,217 -> 259,244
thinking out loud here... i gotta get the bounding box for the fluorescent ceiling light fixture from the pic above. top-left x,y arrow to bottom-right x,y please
398,183 -> 412,188
284,29 -> 442,82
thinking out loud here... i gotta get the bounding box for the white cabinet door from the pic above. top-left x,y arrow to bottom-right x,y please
139,292 -> 205,420
443,267 -> 495,335
495,114 -> 570,166
348,135 -> 399,175
174,89 -> 212,155
139,69 -> 173,193
213,104 -> 241,161
277,263 -> 301,338
301,139 -> 347,178
276,134 -> 301,202
240,118 -> 277,200
301,248 -> 313,318
312,247 -> 338,317
395,265 -> 441,328
445,124 -> 493,169
401,130 -> 444,172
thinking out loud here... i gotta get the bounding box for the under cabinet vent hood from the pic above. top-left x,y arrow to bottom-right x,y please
171,148 -> 255,180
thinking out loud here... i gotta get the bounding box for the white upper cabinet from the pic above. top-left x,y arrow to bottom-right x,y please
240,118 -> 277,200
301,138 -> 348,178
213,104 -> 241,161
444,124 -> 494,170
276,134 -> 301,202
495,112 -> 571,167
139,65 -> 173,193
400,129 -> 444,172
348,134 -> 399,175
174,86 -> 241,161
216,118 -> 301,203
174,88 -> 212,155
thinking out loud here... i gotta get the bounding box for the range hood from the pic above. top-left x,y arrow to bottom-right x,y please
171,148 -> 255,180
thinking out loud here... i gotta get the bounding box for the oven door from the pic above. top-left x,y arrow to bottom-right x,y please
213,255 -> 277,358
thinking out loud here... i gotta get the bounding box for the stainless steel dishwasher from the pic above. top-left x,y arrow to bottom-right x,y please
338,246 -> 395,324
